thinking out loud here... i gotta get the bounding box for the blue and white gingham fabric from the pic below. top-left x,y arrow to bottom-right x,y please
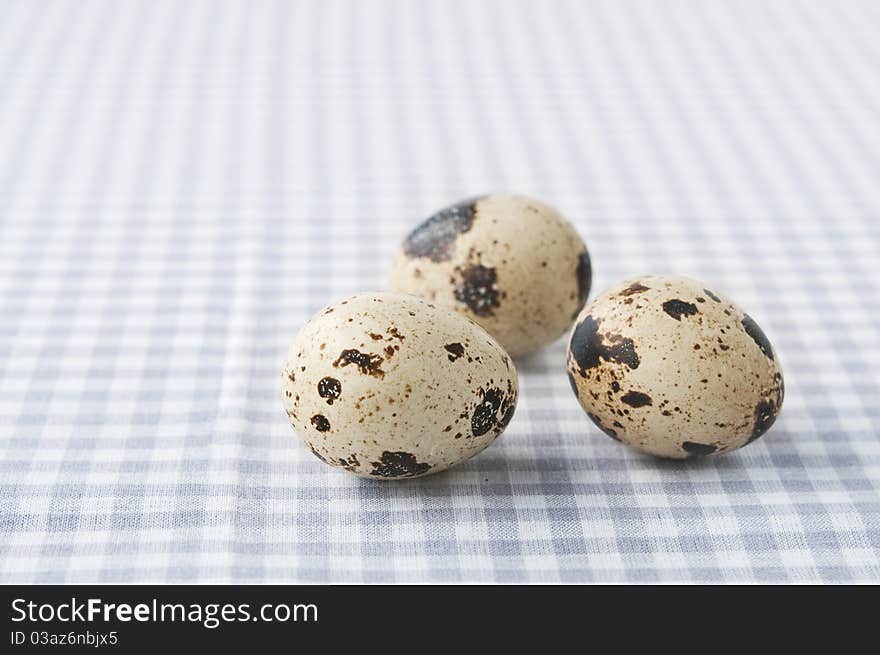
1,0 -> 878,583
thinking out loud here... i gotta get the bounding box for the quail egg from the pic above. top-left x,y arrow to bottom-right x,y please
566,275 -> 784,459
388,194 -> 591,358
282,292 -> 518,478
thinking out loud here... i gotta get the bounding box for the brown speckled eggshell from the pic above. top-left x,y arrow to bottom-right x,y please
282,292 -> 518,479
566,275 -> 784,459
388,194 -> 591,358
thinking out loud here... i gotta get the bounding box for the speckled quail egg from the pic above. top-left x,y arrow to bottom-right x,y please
282,292 -> 518,478
388,194 -> 591,358
566,275 -> 784,459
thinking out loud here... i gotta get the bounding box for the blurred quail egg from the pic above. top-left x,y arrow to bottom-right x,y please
282,292 -> 518,478
566,275 -> 784,459
388,194 -> 591,358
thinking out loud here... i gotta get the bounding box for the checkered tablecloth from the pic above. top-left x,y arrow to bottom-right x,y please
1,0 -> 878,583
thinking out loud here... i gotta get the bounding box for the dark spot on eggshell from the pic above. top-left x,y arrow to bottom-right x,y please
338,454 -> 360,472
370,451 -> 432,478
444,342 -> 465,361
619,282 -> 650,297
662,299 -> 699,320
704,288 -> 721,302
587,412 -> 620,441
748,398 -> 778,443
310,414 -> 331,432
471,387 -> 503,437
317,377 -> 342,404
570,315 -> 640,374
333,349 -> 385,377
682,441 -> 717,457
471,386 -> 515,437
576,249 -> 592,309
402,198 -> 480,262
454,264 -> 501,317
742,314 -> 775,360
620,390 -> 652,407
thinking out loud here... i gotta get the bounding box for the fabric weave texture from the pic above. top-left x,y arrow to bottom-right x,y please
1,0 -> 878,583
